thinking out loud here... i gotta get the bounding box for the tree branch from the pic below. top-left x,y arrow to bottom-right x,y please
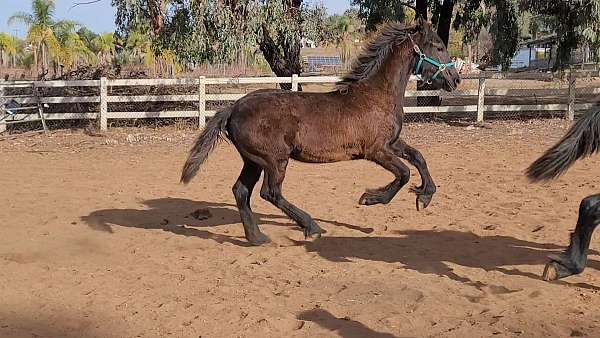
70,0 -> 103,11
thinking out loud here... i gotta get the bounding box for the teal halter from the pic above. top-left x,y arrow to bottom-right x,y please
411,41 -> 455,83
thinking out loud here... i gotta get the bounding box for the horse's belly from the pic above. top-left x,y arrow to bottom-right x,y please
290,145 -> 362,163
291,120 -> 365,163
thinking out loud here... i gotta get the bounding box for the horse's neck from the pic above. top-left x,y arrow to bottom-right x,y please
362,45 -> 414,107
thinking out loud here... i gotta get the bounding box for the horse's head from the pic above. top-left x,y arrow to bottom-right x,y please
412,17 -> 461,91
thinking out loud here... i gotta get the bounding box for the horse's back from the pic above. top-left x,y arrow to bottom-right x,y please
227,89 -> 392,163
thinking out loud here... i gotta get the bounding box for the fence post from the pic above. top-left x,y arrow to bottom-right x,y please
567,71 -> 576,121
0,80 -> 5,134
198,76 -> 206,129
99,77 -> 108,131
291,74 -> 299,92
477,76 -> 486,122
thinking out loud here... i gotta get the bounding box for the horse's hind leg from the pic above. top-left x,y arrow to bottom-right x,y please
543,194 -> 600,281
260,158 -> 324,239
360,149 -> 411,206
232,160 -> 269,245
393,140 -> 436,211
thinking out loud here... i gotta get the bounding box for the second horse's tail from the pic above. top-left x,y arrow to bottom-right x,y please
181,107 -> 233,184
527,109 -> 600,182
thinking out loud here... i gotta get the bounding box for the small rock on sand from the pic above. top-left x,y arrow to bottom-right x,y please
191,208 -> 212,220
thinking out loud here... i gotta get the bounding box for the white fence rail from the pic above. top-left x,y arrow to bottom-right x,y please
1,72 -> 597,132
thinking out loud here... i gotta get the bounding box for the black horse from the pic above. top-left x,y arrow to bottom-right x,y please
527,109 -> 600,280
181,19 -> 460,245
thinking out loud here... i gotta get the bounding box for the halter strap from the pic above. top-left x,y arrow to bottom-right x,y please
409,36 -> 455,83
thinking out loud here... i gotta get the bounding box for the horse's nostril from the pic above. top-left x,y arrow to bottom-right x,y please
455,78 -> 461,86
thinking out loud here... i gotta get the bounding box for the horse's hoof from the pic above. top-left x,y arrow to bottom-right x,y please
415,194 -> 432,211
542,261 -> 559,281
542,254 -> 578,281
248,233 -> 271,246
304,225 -> 324,240
305,231 -> 322,240
359,191 -> 387,206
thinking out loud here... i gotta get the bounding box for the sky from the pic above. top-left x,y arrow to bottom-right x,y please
0,0 -> 352,37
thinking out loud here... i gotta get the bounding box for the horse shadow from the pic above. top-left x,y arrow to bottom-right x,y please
82,198 -> 600,289
297,308 -> 404,338
81,197 -> 373,247
297,230 -> 600,290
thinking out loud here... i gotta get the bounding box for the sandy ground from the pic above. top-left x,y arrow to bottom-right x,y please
1,120 -> 600,338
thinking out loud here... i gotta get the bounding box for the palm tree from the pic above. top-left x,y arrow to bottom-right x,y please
92,32 -> 115,65
327,11 -> 365,67
0,33 -> 19,68
125,30 -> 152,65
53,21 -> 95,73
8,0 -> 61,75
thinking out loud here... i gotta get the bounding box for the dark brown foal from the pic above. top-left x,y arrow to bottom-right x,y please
182,18 -> 460,245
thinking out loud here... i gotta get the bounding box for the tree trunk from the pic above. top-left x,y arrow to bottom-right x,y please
33,47 -> 38,74
258,24 -> 303,91
41,42 -> 48,76
416,0 -> 428,19
436,0 -> 454,46
467,43 -> 473,73
148,0 -> 166,35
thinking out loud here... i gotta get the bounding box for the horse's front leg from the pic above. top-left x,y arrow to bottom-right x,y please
392,139 -> 436,211
359,148 -> 411,206
543,194 -> 600,281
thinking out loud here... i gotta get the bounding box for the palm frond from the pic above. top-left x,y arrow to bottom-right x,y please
8,12 -> 35,26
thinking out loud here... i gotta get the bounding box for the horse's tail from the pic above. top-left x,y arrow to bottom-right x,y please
181,107 -> 233,184
527,109 -> 600,182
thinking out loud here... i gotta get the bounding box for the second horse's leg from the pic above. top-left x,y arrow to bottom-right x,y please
260,158 -> 323,239
393,140 -> 436,210
543,194 -> 600,281
359,148 -> 411,206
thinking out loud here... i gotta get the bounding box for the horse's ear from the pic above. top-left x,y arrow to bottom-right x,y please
415,16 -> 432,35
415,15 -> 426,30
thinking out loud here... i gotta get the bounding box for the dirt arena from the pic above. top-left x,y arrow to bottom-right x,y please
1,120 -> 600,338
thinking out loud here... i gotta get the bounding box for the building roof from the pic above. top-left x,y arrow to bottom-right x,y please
520,34 -> 557,47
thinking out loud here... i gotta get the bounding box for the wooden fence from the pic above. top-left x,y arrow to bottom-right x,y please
1,71 -> 599,133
